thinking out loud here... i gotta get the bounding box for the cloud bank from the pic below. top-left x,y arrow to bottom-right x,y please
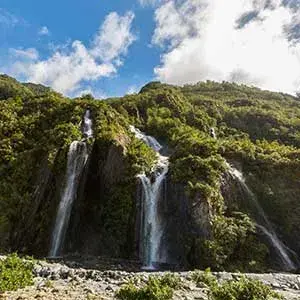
7,12 -> 136,95
152,0 -> 300,94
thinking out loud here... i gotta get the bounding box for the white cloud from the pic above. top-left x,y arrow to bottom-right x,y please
11,41 -> 115,94
9,48 -> 39,60
92,12 -> 136,62
7,11 -> 136,95
152,0 -> 300,95
72,86 -> 107,99
38,26 -> 50,36
127,85 -> 138,94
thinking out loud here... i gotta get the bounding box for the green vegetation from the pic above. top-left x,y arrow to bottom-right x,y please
191,269 -> 282,300
0,253 -> 34,292
211,277 -> 283,300
191,268 -> 218,288
116,274 -> 181,300
195,214 -> 269,271
117,271 -> 282,300
1,75 -> 300,270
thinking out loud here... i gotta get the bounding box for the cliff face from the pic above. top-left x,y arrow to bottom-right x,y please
65,137 -> 138,258
248,164 -> 300,255
7,149 -> 68,256
162,178 -> 212,267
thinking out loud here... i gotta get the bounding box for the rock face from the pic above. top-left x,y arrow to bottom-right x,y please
221,163 -> 300,270
65,137 -> 137,259
8,150 -> 69,256
3,258 -> 300,300
246,164 -> 300,255
158,179 -> 189,267
160,176 -> 213,268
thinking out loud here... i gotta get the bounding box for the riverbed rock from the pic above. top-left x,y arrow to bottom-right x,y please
3,258 -> 300,299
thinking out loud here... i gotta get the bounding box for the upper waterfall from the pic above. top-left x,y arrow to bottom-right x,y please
129,126 -> 162,152
130,125 -> 169,269
227,163 -> 297,271
83,109 -> 93,138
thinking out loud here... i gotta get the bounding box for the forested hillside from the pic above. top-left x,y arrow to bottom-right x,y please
1,74 -> 300,272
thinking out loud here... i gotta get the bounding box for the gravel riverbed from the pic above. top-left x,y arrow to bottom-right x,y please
1,258 -> 300,299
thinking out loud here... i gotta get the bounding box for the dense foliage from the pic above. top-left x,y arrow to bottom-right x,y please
1,75 -> 300,270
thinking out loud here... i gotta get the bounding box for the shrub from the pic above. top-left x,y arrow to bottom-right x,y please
115,274 -> 181,300
0,253 -> 34,292
211,276 -> 283,300
159,273 -> 182,289
115,282 -> 140,300
191,268 -> 217,288
191,269 -> 282,300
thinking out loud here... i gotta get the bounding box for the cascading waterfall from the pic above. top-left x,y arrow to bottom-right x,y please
227,163 -> 296,271
49,142 -> 88,257
129,125 -> 162,152
83,109 -> 93,138
130,126 -> 168,269
49,110 -> 92,257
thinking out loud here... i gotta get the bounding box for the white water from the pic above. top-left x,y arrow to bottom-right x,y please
83,109 -> 93,138
130,126 -> 168,269
49,110 -> 92,257
129,126 -> 162,152
210,127 -> 216,139
228,164 -> 296,271
49,141 -> 88,257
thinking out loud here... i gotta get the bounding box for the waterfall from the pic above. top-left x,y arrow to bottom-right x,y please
49,141 -> 88,257
227,164 -> 296,271
129,125 -> 162,152
130,126 -> 168,269
83,109 -> 93,138
49,110 -> 92,257
210,127 -> 216,139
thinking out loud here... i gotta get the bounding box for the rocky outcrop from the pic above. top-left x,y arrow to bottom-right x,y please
156,176 -> 213,268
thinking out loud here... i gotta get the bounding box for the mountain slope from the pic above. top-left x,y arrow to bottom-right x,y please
1,75 -> 300,272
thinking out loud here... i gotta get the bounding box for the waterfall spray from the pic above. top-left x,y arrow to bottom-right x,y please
130,126 -> 168,269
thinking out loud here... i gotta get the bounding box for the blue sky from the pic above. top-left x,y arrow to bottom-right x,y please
0,0 -> 160,97
0,0 -> 300,97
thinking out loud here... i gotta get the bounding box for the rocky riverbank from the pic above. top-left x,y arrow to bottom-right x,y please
1,258 -> 300,299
